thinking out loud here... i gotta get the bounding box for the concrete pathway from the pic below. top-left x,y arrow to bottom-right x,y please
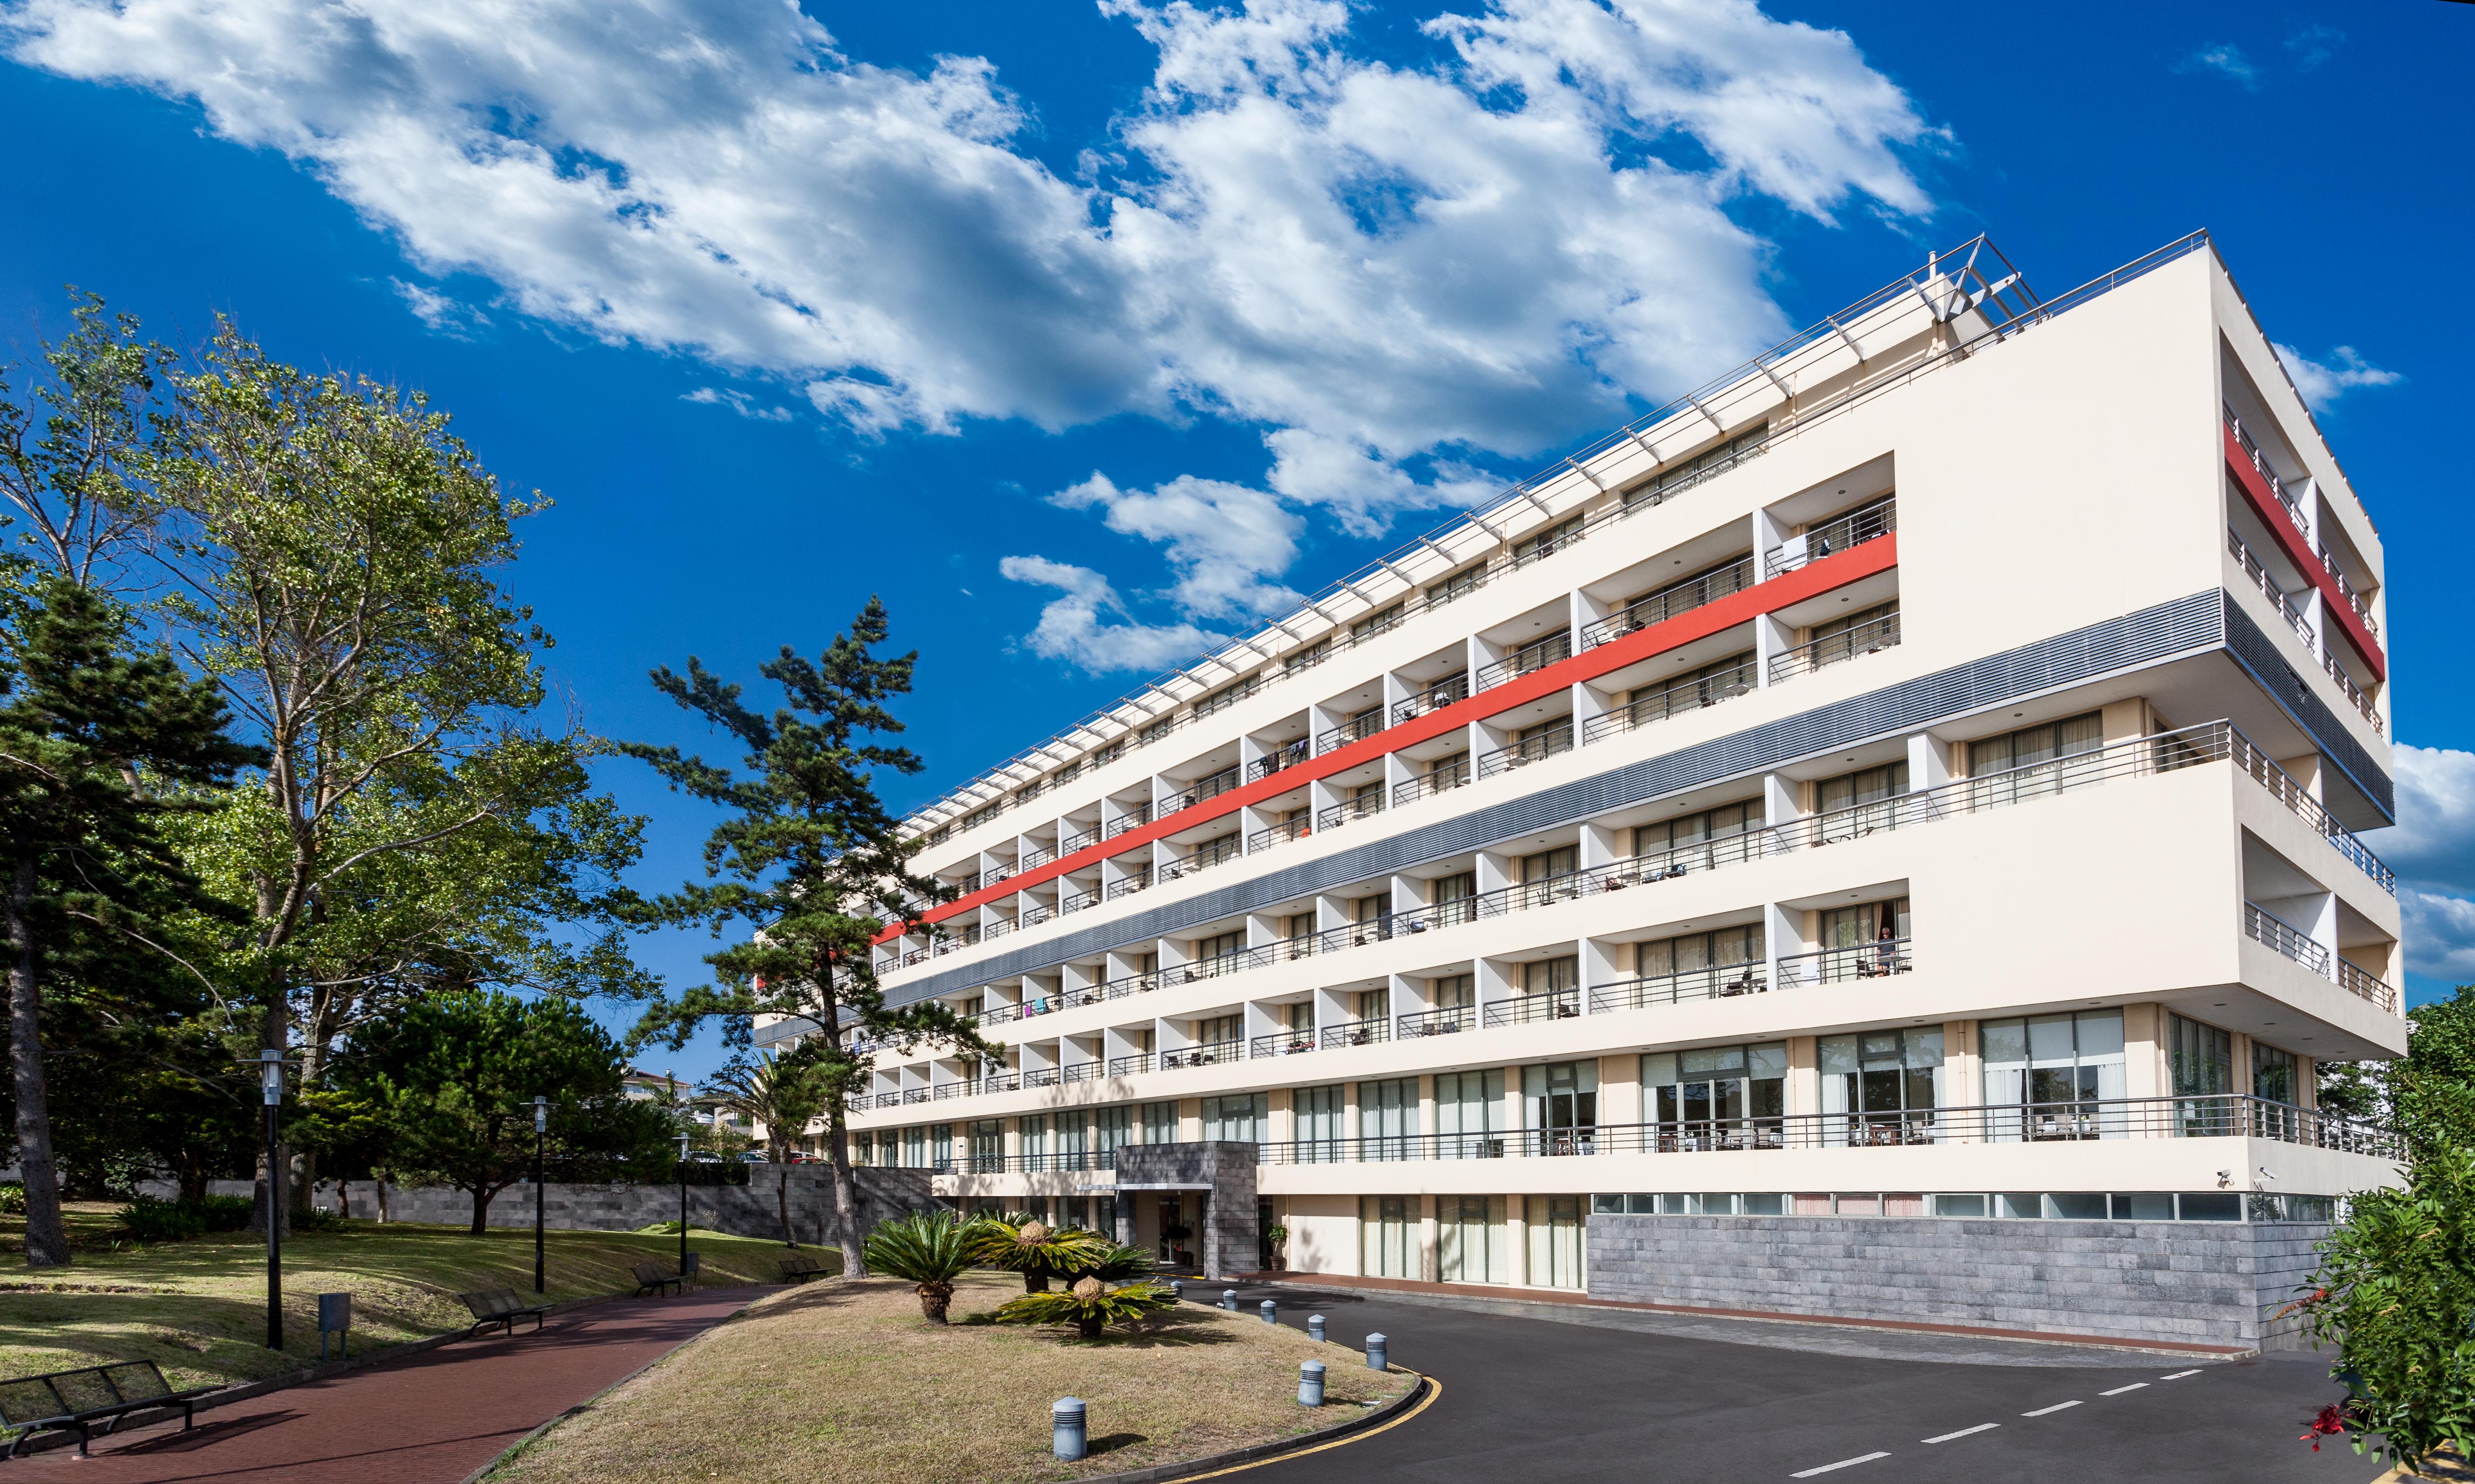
10,1286 -> 765,1484
1224,1280 -> 2391,1484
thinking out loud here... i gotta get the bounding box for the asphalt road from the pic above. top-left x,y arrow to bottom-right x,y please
1215,1280 -> 2388,1484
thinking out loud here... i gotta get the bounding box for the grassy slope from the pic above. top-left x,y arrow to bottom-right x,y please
488,1272 -> 1417,1484
0,1202 -> 827,1388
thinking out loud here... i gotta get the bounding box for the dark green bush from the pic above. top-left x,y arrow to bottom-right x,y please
0,1182 -> 23,1215
291,1205 -> 349,1233
117,1195 -> 255,1243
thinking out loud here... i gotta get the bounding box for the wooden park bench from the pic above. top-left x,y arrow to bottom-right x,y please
631,1261 -> 684,1297
778,1252 -> 829,1284
0,1360 -> 216,1458
457,1287 -> 551,1338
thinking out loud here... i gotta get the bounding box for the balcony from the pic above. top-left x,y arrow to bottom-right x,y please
1159,833 -> 1242,882
2225,407 -> 2310,537
1396,1004 -> 1478,1039
1774,937 -> 1913,987
1057,887 -> 1099,914
1315,792 -> 1385,832
1247,815 -> 1313,852
1589,962 -> 1768,1013
1477,722 -> 1574,779
1059,825 -> 1100,854
1163,766 -> 1241,814
1391,756 -> 1472,807
2246,901 -> 2397,1012
1252,1095 -> 2393,1165
1251,1029 -> 1322,1059
1317,1016 -> 1391,1050
1246,738 -> 1310,782
1482,988 -> 1583,1027
1580,555 -> 1756,649
1768,610 -> 1900,682
2227,526 -> 2314,646
1163,1038 -> 1245,1070
1580,658 -> 1755,745
1103,805 -> 1150,840
1763,496 -> 1896,579
1392,673 -> 1470,726
1475,630 -> 1573,691
1315,710 -> 1387,755
1104,867 -> 1152,900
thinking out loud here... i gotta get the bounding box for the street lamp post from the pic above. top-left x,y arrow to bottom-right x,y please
676,1132 -> 691,1276
253,1049 -> 290,1351
533,1096 -> 548,1295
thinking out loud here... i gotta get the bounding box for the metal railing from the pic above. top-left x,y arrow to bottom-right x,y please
2227,526 -> 2314,645
1104,867 -> 1152,900
1159,835 -> 1242,882
1581,658 -> 1757,744
1475,630 -> 1573,691
2337,959 -> 2399,1013
1393,673 -> 1472,726
1058,826 -> 1100,855
1161,1039 -> 1245,1070
2317,547 -> 2378,638
1391,756 -> 1472,807
1580,556 -> 1756,649
1764,497 -> 1896,579
1251,1030 -> 1323,1059
1315,710 -> 1387,755
1247,739 -> 1310,781
1315,792 -> 1386,831
2221,729 -> 2395,893
1162,767 -> 1241,815
1589,963 -> 1768,1013
1105,1051 -> 1155,1077
1103,806 -> 1149,839
1477,723 -> 1574,779
1483,989 -> 1584,1027
1057,887 -> 1099,914
2226,407 -> 2310,536
2322,649 -> 2383,734
1247,815 -> 1314,852
1769,611 -> 1900,682
1318,1016 -> 1391,1050
1396,1005 -> 1479,1038
1251,1095 -> 2395,1165
2246,899 -> 2334,969
1775,938 -> 1913,987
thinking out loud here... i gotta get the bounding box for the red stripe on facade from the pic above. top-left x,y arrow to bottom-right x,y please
2222,427 -> 2384,681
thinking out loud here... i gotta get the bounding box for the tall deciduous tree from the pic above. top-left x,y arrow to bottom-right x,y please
0,290 -> 171,588
0,580 -> 257,1266
625,599 -> 985,1276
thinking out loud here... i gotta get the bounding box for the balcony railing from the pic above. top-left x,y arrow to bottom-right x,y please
1769,611 -> 1900,682
1103,806 -> 1149,839
2221,729 -> 2395,893
1017,844 -> 1054,871
1247,815 -> 1314,852
1580,658 -> 1756,745
1162,1039 -> 1245,1070
1159,835 -> 1242,882
1104,867 -> 1152,900
1763,497 -> 1896,578
2227,526 -> 2314,646
1393,673 -> 1471,726
1589,963 -> 1768,1013
1106,1051 -> 1155,1077
1318,1016 -> 1391,1050
1315,710 -> 1387,755
1775,937 -> 1913,987
1483,988 -> 1583,1027
2337,959 -> 2399,1013
2226,407 -> 2310,536
1315,792 -> 1386,832
2317,547 -> 2378,639
1250,1030 -> 1323,1059
1247,738 -> 1310,781
1477,723 -> 1574,779
1580,556 -> 1756,649
1059,825 -> 1100,854
1396,1004 -> 1478,1038
1391,756 -> 1472,807
1163,767 -> 1241,814
2245,901 -> 2395,1011
1475,630 -> 1573,691
1058,887 -> 1099,914
2322,650 -> 2382,734
1252,1095 -> 2395,1165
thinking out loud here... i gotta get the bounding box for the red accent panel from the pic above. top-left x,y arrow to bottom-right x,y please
883,533 -> 1901,942
2223,427 -> 2384,681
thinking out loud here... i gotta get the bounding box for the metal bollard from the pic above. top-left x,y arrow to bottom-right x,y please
1260,1298 -> 1278,1325
1220,1288 -> 1238,1311
1298,1360 -> 1327,1407
1365,1332 -> 1389,1371
1053,1397 -> 1087,1461
1169,1280 -> 1184,1301
1308,1313 -> 1326,1343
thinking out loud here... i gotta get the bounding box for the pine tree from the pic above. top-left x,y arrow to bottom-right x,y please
624,598 -> 985,1276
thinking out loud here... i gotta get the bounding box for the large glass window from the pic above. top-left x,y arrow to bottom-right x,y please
1056,1112 -> 1090,1169
1980,1011 -> 2126,1140
1360,1078 -> 1419,1160
1521,844 -> 1579,883
1524,1061 -> 1598,1154
1813,761 -> 1908,842
1294,1085 -> 1344,1162
1635,924 -> 1764,995
1431,973 -> 1474,1009
902,1125 -> 927,1168
1361,1194 -> 1415,1277
1521,956 -> 1580,1016
1805,601 -> 1899,671
1431,871 -> 1477,926
2254,1041 -> 2298,1103
1192,930 -> 1246,974
1202,1093 -> 1267,1144
1527,1195 -> 1586,1289
1191,1015 -> 1243,1059
1820,1028 -> 1943,1145
1969,711 -> 2103,800
1440,1195 -> 1508,1283
968,1118 -> 1003,1172
1094,1106 -> 1131,1156
1139,1100 -> 1180,1144
931,1123 -> 953,1169
1643,1043 -> 1787,1150
1018,1114 -> 1048,1165
1634,799 -> 1765,871
1435,1069 -> 1505,1158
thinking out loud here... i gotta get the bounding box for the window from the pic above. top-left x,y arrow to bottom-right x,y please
1140,1100 -> 1180,1144
1431,871 -> 1476,926
1360,1077 -> 1419,1159
1521,956 -> 1580,1016
1513,515 -> 1583,566
1970,711 -> 2103,776
2170,1014 -> 2233,1096
1621,424 -> 1769,512
1194,675 -> 1257,718
1284,639 -> 1330,676
1427,564 -> 1488,608
1440,1195 -> 1508,1283
1820,1028 -> 1943,1145
1625,651 -> 1758,725
1191,833 -> 1242,868
1527,1195 -> 1586,1289
1524,1061 -> 1598,1152
1095,1106 -> 1132,1155
1361,1194 -> 1415,1277
1018,1114 -> 1048,1164
1643,1043 -> 1787,1150
1194,1014 -> 1243,1051
1055,1112 -> 1089,1169
1804,601 -> 1899,671
1350,603 -> 1404,642
1435,1070 -> 1504,1158
931,1123 -> 953,1168
1980,1011 -> 2126,1141
1821,896 -> 1910,952
1202,1093 -> 1267,1143
1635,925 -> 1764,989
1294,1085 -> 1345,1161
968,1119 -> 1002,1172
2254,1041 -> 2298,1104
1815,759 -> 1907,816
1351,986 -> 1391,1025
1521,844 -> 1579,883
902,1126 -> 928,1167
1431,973 -> 1474,1009
1635,800 -> 1764,869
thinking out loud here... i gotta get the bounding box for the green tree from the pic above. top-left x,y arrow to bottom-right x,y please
702,1046 -> 828,1245
342,989 -> 679,1234
862,1210 -> 982,1322
0,580 -> 257,1267
622,598 -> 987,1277
0,289 -> 171,587
2299,987 -> 2475,1469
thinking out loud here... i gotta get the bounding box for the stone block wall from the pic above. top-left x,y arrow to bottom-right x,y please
1111,1142 -> 1259,1279
1586,1214 -> 2333,1348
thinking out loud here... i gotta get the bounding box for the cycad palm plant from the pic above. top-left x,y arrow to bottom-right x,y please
704,1047 -> 830,1245
994,1274 -> 1177,1339
862,1210 -> 981,1322
969,1215 -> 1107,1293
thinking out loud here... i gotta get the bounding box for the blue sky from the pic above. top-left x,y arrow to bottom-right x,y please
2,0 -> 2468,1082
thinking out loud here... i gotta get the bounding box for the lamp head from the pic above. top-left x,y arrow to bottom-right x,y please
258,1048 -> 285,1105
534,1094 -> 548,1132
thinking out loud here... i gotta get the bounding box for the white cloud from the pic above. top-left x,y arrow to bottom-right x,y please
7,0 -> 1939,668
1053,471 -> 1302,623
2181,44 -> 2260,89
389,276 -> 487,335
2378,746 -> 2475,983
683,386 -> 793,422
996,555 -> 1222,674
2274,343 -> 2402,413
2285,24 -> 2342,71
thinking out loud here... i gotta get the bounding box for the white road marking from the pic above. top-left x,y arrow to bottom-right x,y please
1923,1424 -> 2001,1444
2161,1369 -> 2202,1380
2101,1383 -> 2149,1397
1791,1452 -> 1891,1478
2022,1401 -> 2083,1417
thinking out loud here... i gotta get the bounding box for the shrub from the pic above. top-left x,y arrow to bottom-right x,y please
994,1276 -> 1177,1339
116,1195 -> 254,1243
291,1205 -> 349,1234
0,1182 -> 23,1215
968,1215 -> 1107,1293
863,1211 -> 981,1322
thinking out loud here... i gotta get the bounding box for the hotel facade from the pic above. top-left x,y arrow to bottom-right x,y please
765,233 -> 2405,1348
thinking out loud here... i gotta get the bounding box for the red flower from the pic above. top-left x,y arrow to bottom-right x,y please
2300,1403 -> 2349,1451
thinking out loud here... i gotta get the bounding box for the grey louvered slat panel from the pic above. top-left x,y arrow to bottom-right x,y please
888,590 -> 2224,1005
2220,596 -> 2393,821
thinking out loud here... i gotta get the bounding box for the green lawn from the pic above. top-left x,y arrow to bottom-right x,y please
0,1202 -> 826,1389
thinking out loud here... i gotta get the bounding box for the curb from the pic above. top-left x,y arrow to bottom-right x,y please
3,1282 -> 750,1460
1073,1370 -> 1433,1484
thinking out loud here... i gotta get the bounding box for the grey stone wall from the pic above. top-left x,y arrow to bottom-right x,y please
1112,1142 -> 1259,1279
1586,1214 -> 2333,1349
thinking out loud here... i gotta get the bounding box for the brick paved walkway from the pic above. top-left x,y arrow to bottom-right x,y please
10,1286 -> 767,1484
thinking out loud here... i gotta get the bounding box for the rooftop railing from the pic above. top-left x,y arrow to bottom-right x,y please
1477,722 -> 1575,779
1768,611 -> 1900,682
1580,556 -> 1756,649
1580,658 -> 1756,745
1764,497 -> 1896,579
1475,630 -> 1573,691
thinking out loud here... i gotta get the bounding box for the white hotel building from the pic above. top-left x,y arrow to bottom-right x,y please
771,233 -> 2405,1348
